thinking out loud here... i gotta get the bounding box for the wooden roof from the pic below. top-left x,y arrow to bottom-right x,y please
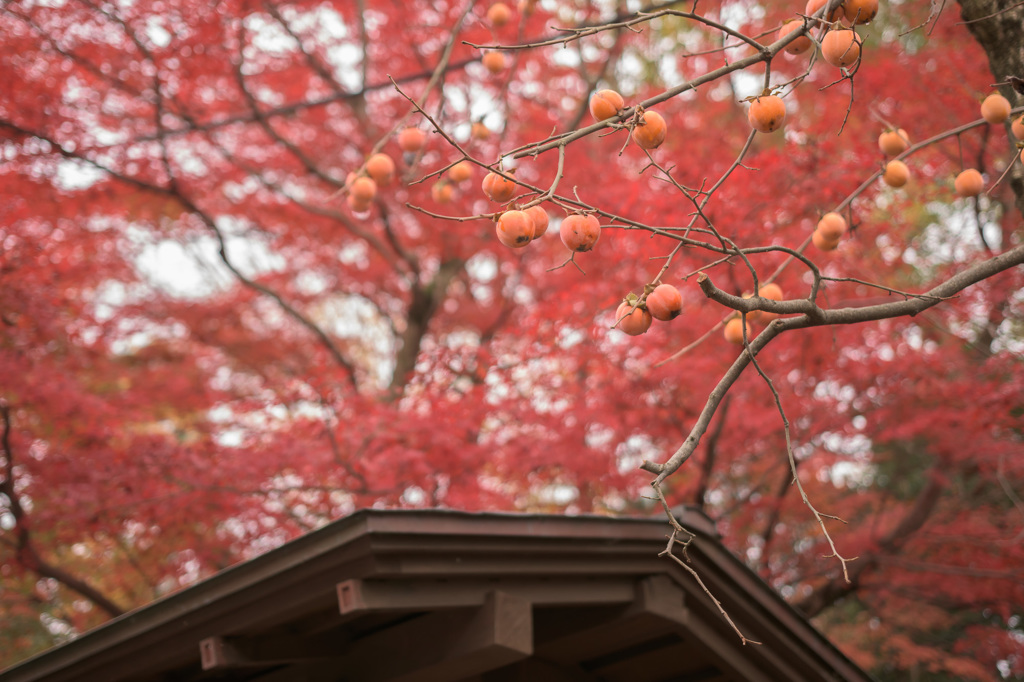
0,509 -> 874,682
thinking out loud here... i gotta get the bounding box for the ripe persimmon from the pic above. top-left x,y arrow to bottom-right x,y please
349,176 -> 377,203
758,283 -> 784,321
748,95 -> 786,133
560,214 -> 601,252
812,229 -> 841,251
398,128 -> 426,153
486,2 -> 512,27
805,0 -> 843,21
882,160 -> 910,188
981,93 -> 1011,124
471,121 -> 491,141
842,0 -> 878,24
448,160 -> 473,183
496,210 -> 535,248
482,51 -> 506,74
431,181 -> 453,203
631,110 -> 667,150
615,301 -> 653,336
723,317 -> 747,344
742,292 -> 763,323
646,284 -> 683,321
365,153 -> 395,186
590,89 -> 625,121
482,171 -> 516,202
821,29 -> 861,68
347,194 -> 372,213
524,206 -> 549,239
816,212 -> 847,241
954,169 -> 984,197
759,283 -> 783,302
777,20 -> 812,55
878,128 -> 910,156
1012,116 -> 1024,140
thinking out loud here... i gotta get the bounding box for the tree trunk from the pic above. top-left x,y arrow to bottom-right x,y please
957,0 -> 1024,217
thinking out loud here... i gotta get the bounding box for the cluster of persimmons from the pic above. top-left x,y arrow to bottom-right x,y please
340,0 -> 1021,345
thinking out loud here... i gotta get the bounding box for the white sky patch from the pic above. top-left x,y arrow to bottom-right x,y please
557,326 -> 585,350
720,1 -> 766,25
338,240 -> 369,269
616,433 -> 659,473
135,238 -> 225,298
907,200 -> 1003,268
443,84 -> 469,112
278,5 -> 363,91
466,252 -> 498,282
295,270 -> 329,296
536,483 -> 578,506
54,159 -> 106,190
617,52 -> 646,90
133,219 -> 284,299
243,14 -> 298,56
145,15 -> 172,48
401,486 -> 427,506
332,44 -> 363,91
731,70 -> 764,100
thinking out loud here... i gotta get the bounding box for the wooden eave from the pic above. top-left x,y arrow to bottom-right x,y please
0,509 -> 875,682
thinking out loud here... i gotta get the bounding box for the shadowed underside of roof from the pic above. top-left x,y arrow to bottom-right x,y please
0,509 -> 874,682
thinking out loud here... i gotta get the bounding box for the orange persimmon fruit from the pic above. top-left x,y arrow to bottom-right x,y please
805,0 -> 843,21
878,128 -> 910,156
759,282 -> 783,301
590,89 -> 625,121
955,169 -> 984,197
748,95 -> 787,133
981,93 -> 1012,124
431,181 -> 453,203
448,160 -> 473,183
482,51 -> 506,74
742,292 -> 763,323
843,0 -> 878,24
524,206 -> 549,239
482,171 -> 516,202
631,110 -> 667,150
486,2 -> 512,27
816,212 -> 847,241
777,20 -> 812,55
398,128 -> 426,153
496,210 -> 535,248
646,284 -> 683,321
347,194 -> 372,213
471,121 -> 491,141
615,301 -> 653,336
882,160 -> 910,188
365,153 -> 395,186
821,29 -> 862,68
758,283 -> 784,321
349,176 -> 377,203
812,229 -> 841,251
1012,116 -> 1024,139
560,214 -> 601,252
723,317 -> 748,344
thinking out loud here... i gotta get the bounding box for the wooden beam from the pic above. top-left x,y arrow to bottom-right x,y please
338,577 -> 632,616
198,632 -> 341,670
672,613 -> 780,682
341,591 -> 532,682
533,575 -> 688,664
479,656 -> 601,682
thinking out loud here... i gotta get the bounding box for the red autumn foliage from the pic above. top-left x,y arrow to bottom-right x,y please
1,1 -> 1022,679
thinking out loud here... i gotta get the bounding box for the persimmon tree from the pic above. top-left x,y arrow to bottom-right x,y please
1,0 -> 1023,679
